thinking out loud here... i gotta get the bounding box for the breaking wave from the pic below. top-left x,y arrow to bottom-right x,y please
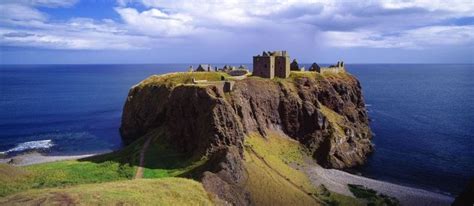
0,139 -> 54,155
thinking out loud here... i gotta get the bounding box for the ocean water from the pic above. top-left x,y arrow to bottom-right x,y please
0,64 -> 472,195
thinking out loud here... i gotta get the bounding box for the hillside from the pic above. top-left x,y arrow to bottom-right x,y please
120,71 -> 374,205
0,178 -> 214,205
1,70 -> 381,205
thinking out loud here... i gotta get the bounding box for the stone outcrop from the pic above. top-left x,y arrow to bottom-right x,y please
120,72 -> 373,204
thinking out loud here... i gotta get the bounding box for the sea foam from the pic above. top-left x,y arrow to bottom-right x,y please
0,139 -> 54,154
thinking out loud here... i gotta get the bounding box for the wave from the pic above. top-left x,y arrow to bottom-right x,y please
0,139 -> 54,155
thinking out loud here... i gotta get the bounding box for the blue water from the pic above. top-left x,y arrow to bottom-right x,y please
0,64 -> 472,196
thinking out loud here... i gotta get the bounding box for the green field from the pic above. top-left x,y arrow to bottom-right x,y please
0,128 -> 206,197
0,178 -> 214,206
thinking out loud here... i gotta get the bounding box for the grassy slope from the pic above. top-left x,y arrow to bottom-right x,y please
243,131 -> 362,206
0,128 -> 206,197
0,178 -> 214,206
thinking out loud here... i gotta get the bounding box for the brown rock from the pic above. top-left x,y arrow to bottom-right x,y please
120,72 -> 373,202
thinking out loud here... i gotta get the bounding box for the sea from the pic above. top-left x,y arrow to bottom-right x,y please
0,64 -> 472,196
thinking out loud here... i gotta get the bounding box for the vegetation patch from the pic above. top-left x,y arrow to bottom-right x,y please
0,160 -> 135,197
138,72 -> 230,88
0,178 -> 214,206
316,184 -> 364,206
243,132 -> 323,205
319,104 -> 346,137
243,131 -> 363,206
0,128 -> 206,197
289,71 -> 317,79
348,184 -> 400,206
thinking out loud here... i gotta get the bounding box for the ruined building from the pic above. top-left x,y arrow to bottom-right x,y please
196,64 -> 212,72
309,63 -> 321,72
253,51 -> 290,79
290,59 -> 299,71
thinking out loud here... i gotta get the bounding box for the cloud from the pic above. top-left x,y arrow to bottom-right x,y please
1,0 -> 78,8
0,4 -> 47,21
0,18 -> 153,50
321,25 -> 474,49
114,7 -> 196,37
1,0 -> 474,51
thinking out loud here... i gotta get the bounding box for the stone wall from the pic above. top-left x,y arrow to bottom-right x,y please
253,56 -> 274,79
274,56 -> 290,78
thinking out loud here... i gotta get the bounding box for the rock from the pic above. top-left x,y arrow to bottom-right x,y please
452,178 -> 474,206
7,158 -> 22,165
201,146 -> 251,205
227,69 -> 249,76
120,72 -> 373,202
121,72 -> 372,168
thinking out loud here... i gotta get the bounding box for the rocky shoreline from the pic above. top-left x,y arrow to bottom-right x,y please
307,165 -> 454,206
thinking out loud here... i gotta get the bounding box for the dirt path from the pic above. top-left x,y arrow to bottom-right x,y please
134,137 -> 153,179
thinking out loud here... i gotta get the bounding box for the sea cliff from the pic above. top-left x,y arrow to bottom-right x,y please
120,71 -> 373,204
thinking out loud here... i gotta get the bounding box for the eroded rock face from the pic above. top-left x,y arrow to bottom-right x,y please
120,72 -> 373,204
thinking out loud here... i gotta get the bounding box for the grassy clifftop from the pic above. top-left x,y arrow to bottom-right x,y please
136,72 -> 230,88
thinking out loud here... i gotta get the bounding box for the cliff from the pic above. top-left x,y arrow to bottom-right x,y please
120,71 -> 373,205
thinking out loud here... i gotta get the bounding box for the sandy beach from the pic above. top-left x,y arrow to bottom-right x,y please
0,152 -> 101,166
306,165 -> 454,206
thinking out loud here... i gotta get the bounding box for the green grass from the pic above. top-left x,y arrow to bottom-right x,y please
0,160 -> 136,197
319,104 -> 347,137
243,132 -> 322,205
243,131 -> 362,206
348,184 -> 400,206
0,178 -> 214,206
289,71 -> 317,79
321,70 -> 351,79
138,72 -> 230,88
0,128 -> 207,197
317,184 -> 364,206
0,164 -> 32,197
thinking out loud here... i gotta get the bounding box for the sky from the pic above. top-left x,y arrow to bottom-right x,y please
0,0 -> 473,64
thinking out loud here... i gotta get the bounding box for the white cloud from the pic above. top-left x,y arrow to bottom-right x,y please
1,0 -> 474,51
0,4 -> 47,21
114,7 -> 196,37
114,0 -> 474,49
1,0 -> 78,8
0,18 -> 152,50
321,25 -> 474,49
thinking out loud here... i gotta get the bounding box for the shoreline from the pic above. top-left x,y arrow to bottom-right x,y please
0,151 -> 104,166
1,151 -> 455,205
306,165 -> 454,206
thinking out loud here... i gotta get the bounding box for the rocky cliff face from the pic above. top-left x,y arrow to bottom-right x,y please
121,72 -> 372,168
120,72 -> 372,204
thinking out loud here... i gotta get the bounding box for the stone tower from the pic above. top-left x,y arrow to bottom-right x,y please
253,50 -> 290,79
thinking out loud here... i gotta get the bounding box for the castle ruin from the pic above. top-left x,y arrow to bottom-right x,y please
253,51 -> 290,79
